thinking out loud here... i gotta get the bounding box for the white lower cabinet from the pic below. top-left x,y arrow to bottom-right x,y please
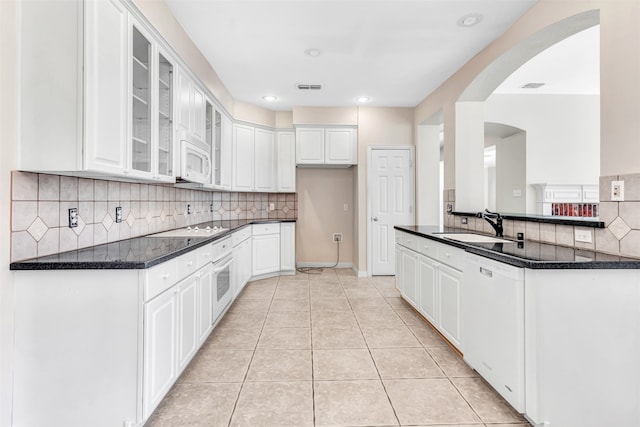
399,246 -> 419,307
436,264 -> 462,348
252,224 -> 281,276
417,254 -> 437,325
280,222 -> 296,272
395,231 -> 463,350
12,222 -> 296,427
143,286 -> 178,419
197,264 -> 214,346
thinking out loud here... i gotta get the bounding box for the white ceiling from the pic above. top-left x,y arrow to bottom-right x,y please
494,24 -> 600,95
164,0 -> 537,110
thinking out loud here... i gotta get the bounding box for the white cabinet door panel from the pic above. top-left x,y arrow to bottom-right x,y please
418,254 -> 438,325
254,128 -> 275,192
233,124 -> 254,191
197,264 -> 214,345
84,0 -> 128,174
400,247 -> 418,308
325,128 -> 356,164
277,131 -> 296,192
177,276 -> 198,373
252,233 -> 280,276
296,128 -> 324,164
280,223 -> 296,271
143,288 -> 178,419
438,265 -> 462,348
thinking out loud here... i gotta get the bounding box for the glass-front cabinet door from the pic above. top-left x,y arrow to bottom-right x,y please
157,51 -> 173,179
131,25 -> 152,175
213,110 -> 222,187
129,21 -> 175,182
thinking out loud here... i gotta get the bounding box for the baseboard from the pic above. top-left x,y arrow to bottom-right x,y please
296,262 -> 354,269
352,265 -> 368,277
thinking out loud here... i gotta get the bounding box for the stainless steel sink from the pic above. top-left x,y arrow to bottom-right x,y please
437,233 -> 515,244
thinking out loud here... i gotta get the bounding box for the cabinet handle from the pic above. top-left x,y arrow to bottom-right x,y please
445,253 -> 451,257
187,261 -> 194,267
161,273 -> 169,279
479,267 -> 493,278
203,253 -> 210,258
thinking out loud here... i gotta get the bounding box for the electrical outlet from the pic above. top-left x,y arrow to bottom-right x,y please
68,208 -> 78,228
461,217 -> 468,225
575,228 -> 593,243
612,180 -> 624,201
343,204 -> 348,211
269,203 -> 275,211
187,204 -> 192,214
115,206 -> 122,223
332,233 -> 343,243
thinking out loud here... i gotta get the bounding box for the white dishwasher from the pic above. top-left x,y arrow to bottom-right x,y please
462,253 -> 525,413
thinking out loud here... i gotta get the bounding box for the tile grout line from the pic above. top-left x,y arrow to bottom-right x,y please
340,274 -> 402,427
225,277 -> 277,427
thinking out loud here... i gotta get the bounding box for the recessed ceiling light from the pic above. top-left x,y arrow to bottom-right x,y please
262,95 -> 278,102
356,96 -> 371,103
457,13 -> 483,27
304,48 -> 322,57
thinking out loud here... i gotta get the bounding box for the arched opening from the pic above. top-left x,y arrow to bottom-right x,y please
454,10 -> 600,215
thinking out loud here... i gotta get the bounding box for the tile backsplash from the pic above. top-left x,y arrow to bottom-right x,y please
11,171 -> 297,262
444,172 -> 640,259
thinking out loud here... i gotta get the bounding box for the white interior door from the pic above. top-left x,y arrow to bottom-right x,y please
370,148 -> 414,275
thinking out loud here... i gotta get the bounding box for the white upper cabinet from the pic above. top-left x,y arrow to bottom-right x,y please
254,128 -> 276,192
19,0 -> 128,174
325,128 -> 357,164
233,124 -> 282,192
220,114 -> 233,189
295,127 -> 357,166
128,19 -> 176,182
277,131 -> 296,192
176,67 -> 191,132
84,0 -> 129,175
232,124 -> 255,191
191,86 -> 206,142
296,128 -> 324,164
175,66 -> 207,144
19,0 -> 177,182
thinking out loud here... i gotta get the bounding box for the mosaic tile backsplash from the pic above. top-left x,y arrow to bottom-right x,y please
444,173 -> 640,259
11,171 -> 297,261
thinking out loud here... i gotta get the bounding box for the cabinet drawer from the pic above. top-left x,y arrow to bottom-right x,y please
232,226 -> 252,246
253,223 -> 280,236
197,244 -> 214,266
417,237 -> 437,259
401,233 -> 421,252
177,249 -> 199,279
436,244 -> 465,271
145,259 -> 178,301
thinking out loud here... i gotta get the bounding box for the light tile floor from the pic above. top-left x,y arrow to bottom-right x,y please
146,268 -> 530,427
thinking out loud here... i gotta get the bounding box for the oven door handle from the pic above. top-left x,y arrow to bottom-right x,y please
213,256 -> 233,274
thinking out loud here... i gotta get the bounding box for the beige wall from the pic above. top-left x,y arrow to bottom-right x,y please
356,107 -> 415,273
296,168 -> 354,265
293,107 -> 358,125
275,111 -> 294,129
234,101 -> 276,128
415,1 -> 640,187
1,0 -> 18,424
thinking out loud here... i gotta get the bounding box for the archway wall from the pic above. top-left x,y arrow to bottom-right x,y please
414,0 -> 640,188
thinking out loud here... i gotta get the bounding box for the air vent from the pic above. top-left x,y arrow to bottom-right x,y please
297,84 -> 322,90
521,82 -> 546,89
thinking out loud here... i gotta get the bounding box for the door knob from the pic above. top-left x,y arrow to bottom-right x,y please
372,217 -> 378,222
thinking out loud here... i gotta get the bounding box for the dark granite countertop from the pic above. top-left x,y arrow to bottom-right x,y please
10,219 -> 296,271
451,211 -> 605,228
395,225 -> 640,269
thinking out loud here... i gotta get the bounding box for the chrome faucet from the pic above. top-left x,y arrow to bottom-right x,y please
476,209 -> 504,237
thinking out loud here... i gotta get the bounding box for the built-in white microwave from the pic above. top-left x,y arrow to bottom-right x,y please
177,134 -> 211,184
